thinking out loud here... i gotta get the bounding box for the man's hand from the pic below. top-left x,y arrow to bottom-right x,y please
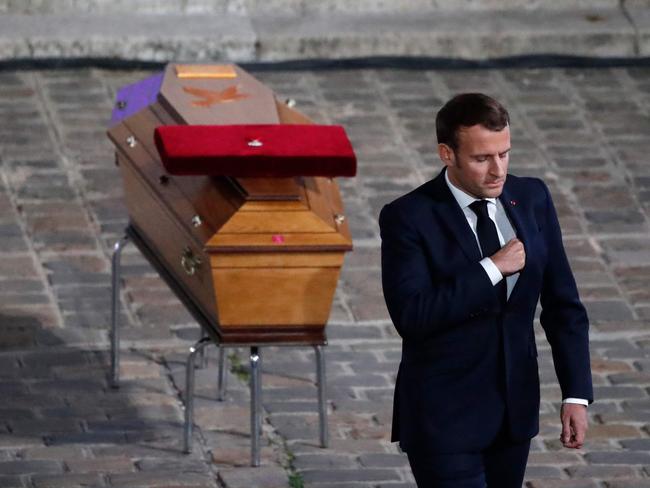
491,238 -> 525,276
560,403 -> 588,449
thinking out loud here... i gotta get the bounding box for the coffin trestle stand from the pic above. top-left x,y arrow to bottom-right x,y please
110,225 -> 328,467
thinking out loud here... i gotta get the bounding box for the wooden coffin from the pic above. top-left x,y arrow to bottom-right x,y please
107,64 -> 354,344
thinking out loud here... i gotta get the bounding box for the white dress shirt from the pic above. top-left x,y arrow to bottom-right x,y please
444,171 -> 587,407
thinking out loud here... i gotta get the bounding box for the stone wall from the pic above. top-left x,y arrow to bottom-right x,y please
0,0 -> 648,61
2,0 -> 646,15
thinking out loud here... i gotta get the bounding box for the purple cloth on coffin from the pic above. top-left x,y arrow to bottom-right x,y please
109,72 -> 164,127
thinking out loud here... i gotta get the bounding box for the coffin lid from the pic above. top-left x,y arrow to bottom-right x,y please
159,64 -> 279,126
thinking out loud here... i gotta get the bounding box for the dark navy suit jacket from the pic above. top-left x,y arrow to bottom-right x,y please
379,169 -> 593,454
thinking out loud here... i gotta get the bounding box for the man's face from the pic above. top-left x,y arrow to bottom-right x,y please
438,124 -> 511,199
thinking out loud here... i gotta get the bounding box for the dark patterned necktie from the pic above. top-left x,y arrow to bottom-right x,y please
469,200 -> 507,304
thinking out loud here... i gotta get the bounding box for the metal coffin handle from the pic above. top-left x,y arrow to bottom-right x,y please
181,247 -> 202,276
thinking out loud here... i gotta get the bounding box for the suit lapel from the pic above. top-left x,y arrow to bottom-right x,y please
499,181 -> 535,304
499,184 -> 533,248
427,171 -> 482,263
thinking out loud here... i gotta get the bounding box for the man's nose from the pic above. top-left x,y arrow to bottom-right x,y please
490,156 -> 505,176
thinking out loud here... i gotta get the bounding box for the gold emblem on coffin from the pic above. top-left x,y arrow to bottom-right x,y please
182,85 -> 250,107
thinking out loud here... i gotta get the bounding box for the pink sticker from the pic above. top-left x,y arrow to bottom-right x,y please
272,234 -> 285,244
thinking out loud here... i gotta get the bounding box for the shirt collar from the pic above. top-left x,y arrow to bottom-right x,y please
444,168 -> 497,210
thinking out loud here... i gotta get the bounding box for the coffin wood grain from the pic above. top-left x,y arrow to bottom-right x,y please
213,267 -> 341,326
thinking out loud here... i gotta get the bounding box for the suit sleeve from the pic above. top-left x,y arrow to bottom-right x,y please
537,180 -> 594,403
379,202 -> 499,341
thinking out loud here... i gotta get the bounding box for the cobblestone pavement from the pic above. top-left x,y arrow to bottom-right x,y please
1,65 -> 650,487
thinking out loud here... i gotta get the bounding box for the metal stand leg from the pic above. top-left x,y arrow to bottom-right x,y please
250,347 -> 262,466
315,345 -> 329,448
198,329 -> 209,369
183,337 -> 212,454
110,234 -> 130,389
217,346 -> 227,401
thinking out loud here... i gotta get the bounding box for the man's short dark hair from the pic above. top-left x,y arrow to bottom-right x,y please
436,93 -> 510,151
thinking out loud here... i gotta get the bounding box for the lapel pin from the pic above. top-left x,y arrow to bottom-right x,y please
510,200 -> 517,206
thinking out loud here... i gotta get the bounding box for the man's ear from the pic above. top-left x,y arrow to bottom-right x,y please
438,143 -> 454,167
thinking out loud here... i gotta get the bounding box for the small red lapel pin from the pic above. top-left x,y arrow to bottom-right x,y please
510,200 -> 517,206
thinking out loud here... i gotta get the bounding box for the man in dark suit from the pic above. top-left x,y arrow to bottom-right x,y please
379,93 -> 593,487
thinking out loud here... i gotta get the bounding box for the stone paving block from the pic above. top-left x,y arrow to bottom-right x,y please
263,386 -> 334,403
292,438 -> 391,456
264,401 -> 320,414
593,386 -> 647,400
109,471 -> 216,487
566,465 -> 640,478
597,411 -> 650,423
592,358 -> 635,374
203,429 -> 277,464
327,324 -> 384,340
364,388 -> 396,404
209,446 -> 267,467
30,473 -> 105,488
0,279 -> 44,294
525,465 -> 564,478
0,434 -> 45,450
527,480 -> 599,488
136,458 -> 210,473
581,423 -> 644,441
89,444 -> 181,459
605,480 -> 650,488
43,431 -> 129,446
528,451 -> 583,465
25,213 -> 91,234
118,325 -> 176,342
32,230 -> 98,253
348,296 -> 391,321
601,347 -> 650,361
328,373 -> 390,388
312,484 -> 378,488
292,453 -> 356,470
301,468 -> 401,483
357,453 -> 408,468
0,460 -> 64,475
375,484 -> 413,488
0,477 -> 26,488
585,451 -> 650,464
8,419 -> 83,436
19,446 -> 87,462
217,466 -> 288,488
194,405 -> 249,434
269,414 -> 320,440
44,253 -> 108,275
607,372 -> 650,385
135,303 -> 195,327
261,373 -> 318,389
86,198 -> 128,221
19,349 -> 96,369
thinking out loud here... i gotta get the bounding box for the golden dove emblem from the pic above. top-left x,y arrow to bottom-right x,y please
182,84 -> 249,107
